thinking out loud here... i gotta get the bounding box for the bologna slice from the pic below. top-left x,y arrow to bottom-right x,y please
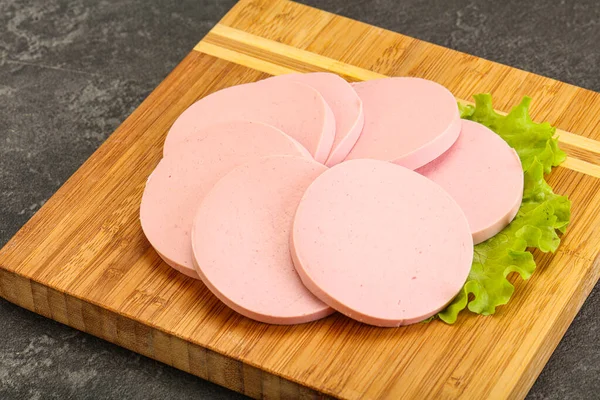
191,156 -> 333,324
140,121 -> 310,279
416,120 -> 524,244
291,159 -> 473,327
163,79 -> 335,163
267,73 -> 364,167
344,77 -> 461,170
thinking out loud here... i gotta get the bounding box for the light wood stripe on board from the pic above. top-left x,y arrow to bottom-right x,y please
561,157 -> 600,179
204,24 -> 387,81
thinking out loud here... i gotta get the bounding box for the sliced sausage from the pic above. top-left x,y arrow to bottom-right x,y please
266,73 -> 364,167
291,159 -> 473,327
140,121 -> 311,279
416,120 -> 524,244
191,156 -> 333,324
344,77 -> 461,170
163,80 -> 335,163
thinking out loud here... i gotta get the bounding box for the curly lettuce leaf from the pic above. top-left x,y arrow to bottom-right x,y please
438,95 -> 571,324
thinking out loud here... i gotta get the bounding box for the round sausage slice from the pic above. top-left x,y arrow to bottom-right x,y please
163,80 -> 335,163
416,120 -> 524,244
344,77 -> 461,170
266,73 -> 364,167
140,121 -> 311,279
191,156 -> 333,324
291,159 -> 473,327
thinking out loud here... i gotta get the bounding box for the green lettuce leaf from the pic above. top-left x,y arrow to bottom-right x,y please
438,95 -> 571,324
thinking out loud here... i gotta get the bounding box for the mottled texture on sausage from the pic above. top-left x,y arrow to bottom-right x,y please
291,159 -> 473,327
141,121 -> 310,278
345,77 -> 461,169
163,80 -> 335,163
266,73 -> 364,166
417,120 -> 524,244
192,156 -> 333,324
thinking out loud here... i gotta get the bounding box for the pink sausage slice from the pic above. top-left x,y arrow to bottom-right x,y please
416,120 -> 524,244
140,121 -> 311,279
191,156 -> 333,324
344,77 -> 461,170
291,159 -> 473,327
266,73 -> 364,167
163,80 -> 335,163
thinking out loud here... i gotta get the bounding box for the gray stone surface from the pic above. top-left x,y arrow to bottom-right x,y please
0,0 -> 598,398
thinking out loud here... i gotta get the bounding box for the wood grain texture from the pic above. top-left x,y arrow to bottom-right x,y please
1,0 -> 599,399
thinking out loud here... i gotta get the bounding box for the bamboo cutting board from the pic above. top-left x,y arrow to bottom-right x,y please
1,0 -> 600,398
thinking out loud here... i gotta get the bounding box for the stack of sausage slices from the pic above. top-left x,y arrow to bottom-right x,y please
140,73 -> 523,327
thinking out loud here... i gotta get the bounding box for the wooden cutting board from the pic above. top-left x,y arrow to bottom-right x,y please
1,1 -> 600,398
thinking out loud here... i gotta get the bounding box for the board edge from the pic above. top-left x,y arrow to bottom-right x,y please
0,267 -> 335,400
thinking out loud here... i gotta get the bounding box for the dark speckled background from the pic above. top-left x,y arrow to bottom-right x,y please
1,0 -> 599,398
